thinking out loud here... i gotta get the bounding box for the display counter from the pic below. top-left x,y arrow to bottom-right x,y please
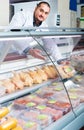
0,27 -> 84,130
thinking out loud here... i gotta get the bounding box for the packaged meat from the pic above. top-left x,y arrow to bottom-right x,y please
46,99 -> 71,115
35,114 -> 52,129
53,85 -> 64,92
20,110 -> 52,129
17,118 -> 41,130
34,114 -> 52,129
35,86 -> 58,99
20,110 -> 40,121
50,82 -> 64,94
37,90 -> 55,99
71,53 -> 84,73
53,93 -> 70,103
35,105 -> 63,121
35,86 -> 54,96
13,97 -> 35,109
69,94 -> 80,108
14,98 -> 28,105
8,108 -> 25,118
25,94 -> 47,104
25,102 -> 37,109
68,87 -> 82,104
52,82 -> 64,87
73,75 -> 84,84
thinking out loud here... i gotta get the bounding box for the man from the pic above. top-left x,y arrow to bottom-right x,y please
9,1 -> 50,28
8,1 -> 62,61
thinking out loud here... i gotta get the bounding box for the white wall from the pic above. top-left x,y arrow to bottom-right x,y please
13,1 -> 39,13
45,0 -> 58,26
0,0 -> 9,26
57,0 -> 70,27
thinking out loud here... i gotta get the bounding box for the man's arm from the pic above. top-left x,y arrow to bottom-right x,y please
42,38 -> 63,61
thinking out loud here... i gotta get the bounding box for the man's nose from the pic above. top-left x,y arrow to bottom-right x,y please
41,12 -> 45,17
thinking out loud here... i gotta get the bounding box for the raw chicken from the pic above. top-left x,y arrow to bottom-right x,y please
2,79 -> 15,93
11,72 -> 24,90
36,67 -> 48,81
19,71 -> 33,87
42,65 -> 55,79
48,65 -> 58,78
28,70 -> 42,84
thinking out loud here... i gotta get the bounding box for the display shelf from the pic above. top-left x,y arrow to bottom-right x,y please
44,104 -> 84,130
0,78 -> 58,104
0,28 -> 84,130
0,27 -> 84,38
0,57 -> 50,74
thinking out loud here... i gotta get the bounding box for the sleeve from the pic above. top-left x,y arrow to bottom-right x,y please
13,38 -> 34,55
42,38 -> 63,61
22,46 -> 33,55
9,11 -> 26,28
5,11 -> 33,55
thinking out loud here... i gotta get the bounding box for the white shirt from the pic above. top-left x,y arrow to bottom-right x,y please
9,10 -> 48,28
7,10 -> 62,61
8,10 -> 48,54
42,38 -> 62,61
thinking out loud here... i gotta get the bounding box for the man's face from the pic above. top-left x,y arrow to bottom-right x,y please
34,3 -> 50,22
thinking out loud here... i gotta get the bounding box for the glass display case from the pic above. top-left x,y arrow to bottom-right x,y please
0,27 -> 84,130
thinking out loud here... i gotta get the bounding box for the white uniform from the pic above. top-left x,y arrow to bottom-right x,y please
7,10 -> 62,61
9,10 -> 48,28
7,10 -> 48,54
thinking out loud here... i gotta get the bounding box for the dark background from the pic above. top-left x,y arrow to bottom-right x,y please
10,0 -> 84,4
10,0 -> 40,4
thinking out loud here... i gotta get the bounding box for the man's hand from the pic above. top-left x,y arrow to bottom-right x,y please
29,48 -> 46,60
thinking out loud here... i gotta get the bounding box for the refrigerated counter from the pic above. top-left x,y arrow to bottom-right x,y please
0,27 -> 84,130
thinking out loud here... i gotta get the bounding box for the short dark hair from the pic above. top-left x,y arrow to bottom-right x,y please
37,1 -> 50,8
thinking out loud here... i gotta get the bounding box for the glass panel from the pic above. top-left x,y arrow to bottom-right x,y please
0,29 -> 84,129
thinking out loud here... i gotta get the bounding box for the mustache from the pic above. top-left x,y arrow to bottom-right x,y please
39,15 -> 44,18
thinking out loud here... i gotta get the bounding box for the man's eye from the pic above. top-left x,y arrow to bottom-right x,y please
40,9 -> 44,12
45,12 -> 49,15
